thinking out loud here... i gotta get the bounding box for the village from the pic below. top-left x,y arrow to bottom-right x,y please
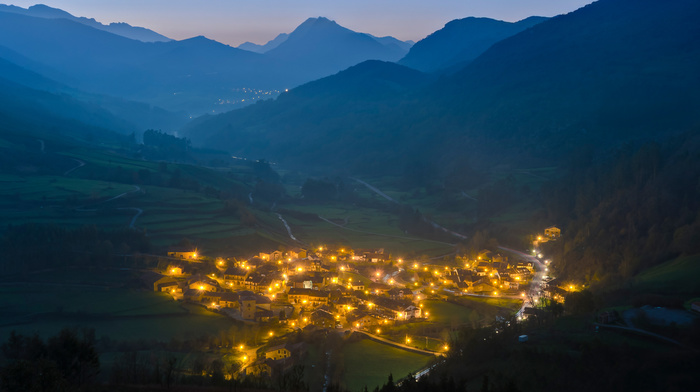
147,226 -> 564,378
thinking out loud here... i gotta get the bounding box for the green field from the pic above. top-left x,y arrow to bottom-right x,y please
423,300 -> 482,326
341,339 -> 433,392
0,270 -> 240,343
632,254 -> 700,295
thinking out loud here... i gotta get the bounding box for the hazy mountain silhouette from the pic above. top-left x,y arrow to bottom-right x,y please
265,17 -> 410,84
0,3 -> 171,42
0,10 -> 277,114
185,0 -> 700,174
0,10 -> 414,115
399,16 -> 547,72
238,33 -> 289,53
0,51 -> 186,132
183,60 -> 430,166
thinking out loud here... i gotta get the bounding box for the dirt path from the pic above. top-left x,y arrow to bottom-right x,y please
64,158 -> 85,175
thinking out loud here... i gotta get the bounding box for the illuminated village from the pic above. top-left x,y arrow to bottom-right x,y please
148,226 -> 566,377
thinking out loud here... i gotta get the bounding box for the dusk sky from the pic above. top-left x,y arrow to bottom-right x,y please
7,1 -> 594,46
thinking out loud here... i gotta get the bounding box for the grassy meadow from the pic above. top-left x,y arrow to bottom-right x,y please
341,339 -> 433,392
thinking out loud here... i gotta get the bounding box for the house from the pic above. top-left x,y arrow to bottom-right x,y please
388,288 -> 414,300
270,250 -> 283,261
168,251 -> 198,260
346,311 -> 377,329
188,277 -> 219,292
259,252 -> 271,261
310,309 -> 336,329
544,226 -> 561,238
245,272 -> 266,292
246,360 -> 272,377
374,297 -> 420,320
403,305 -> 421,319
167,266 -> 184,276
159,281 -> 181,293
153,276 -> 179,292
239,291 -> 272,321
366,253 -> 388,263
288,288 -> 330,308
369,283 -> 392,296
265,344 -> 291,361
223,266 -> 248,287
218,292 -> 239,308
506,280 -> 520,290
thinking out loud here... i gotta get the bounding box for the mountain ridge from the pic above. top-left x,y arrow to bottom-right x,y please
0,3 -> 171,42
399,15 -> 548,72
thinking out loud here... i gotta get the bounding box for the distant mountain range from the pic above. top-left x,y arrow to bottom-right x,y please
398,16 -> 547,72
263,17 -> 412,83
183,0 -> 700,175
0,3 -> 171,42
0,10 -> 415,116
238,33 -> 290,53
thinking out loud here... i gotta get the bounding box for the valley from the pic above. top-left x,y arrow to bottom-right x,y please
1,0 -> 700,391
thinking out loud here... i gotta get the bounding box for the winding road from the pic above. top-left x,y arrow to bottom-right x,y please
76,185 -> 144,229
352,177 -> 467,241
64,158 -> 85,176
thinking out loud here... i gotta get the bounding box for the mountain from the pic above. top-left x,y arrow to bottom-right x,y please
238,33 -> 289,53
185,0 -> 700,174
0,10 -> 275,114
398,16 -> 547,72
0,70 -> 137,139
182,60 -> 430,169
265,17 -> 410,85
367,35 -> 414,53
0,48 -> 187,132
0,9 -> 412,116
0,3 -> 171,42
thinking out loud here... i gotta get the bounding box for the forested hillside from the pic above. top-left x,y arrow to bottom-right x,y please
542,131 -> 700,283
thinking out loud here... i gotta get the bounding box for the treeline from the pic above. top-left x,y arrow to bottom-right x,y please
0,328 -> 100,391
541,130 -> 700,282
0,223 -> 150,276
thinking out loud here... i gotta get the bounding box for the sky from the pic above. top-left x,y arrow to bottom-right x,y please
6,1 -> 595,46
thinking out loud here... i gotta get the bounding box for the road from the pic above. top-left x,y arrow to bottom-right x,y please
498,246 -> 546,317
118,207 -> 143,229
351,177 -> 395,202
64,158 -> 85,175
354,330 -> 442,357
349,178 -> 467,241
76,186 -> 144,229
